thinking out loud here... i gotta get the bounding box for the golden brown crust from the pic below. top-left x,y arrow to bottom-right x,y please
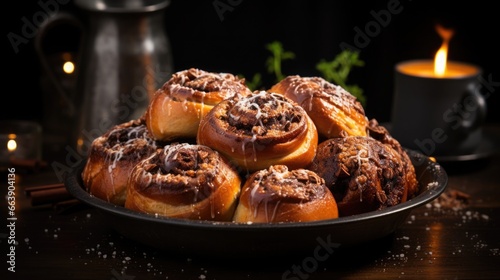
233,165 -> 338,223
81,118 -> 158,206
197,90 -> 318,173
270,75 -> 368,139
146,68 -> 252,141
124,143 -> 242,221
310,136 -> 414,217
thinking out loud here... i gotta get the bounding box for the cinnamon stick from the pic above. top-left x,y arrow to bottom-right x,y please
30,187 -> 73,206
25,183 -> 65,196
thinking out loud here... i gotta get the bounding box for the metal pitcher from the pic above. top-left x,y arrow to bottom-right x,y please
37,0 -> 173,157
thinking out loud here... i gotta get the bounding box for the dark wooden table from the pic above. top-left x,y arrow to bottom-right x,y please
2,125 -> 500,280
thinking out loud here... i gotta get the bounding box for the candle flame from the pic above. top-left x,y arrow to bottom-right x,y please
434,24 -> 454,77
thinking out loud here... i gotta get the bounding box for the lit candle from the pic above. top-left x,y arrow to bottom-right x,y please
397,24 -> 479,78
391,24 -> 486,157
0,121 -> 42,169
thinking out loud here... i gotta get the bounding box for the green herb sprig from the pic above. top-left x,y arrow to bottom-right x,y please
244,42 -> 366,106
316,50 -> 366,105
265,41 -> 296,83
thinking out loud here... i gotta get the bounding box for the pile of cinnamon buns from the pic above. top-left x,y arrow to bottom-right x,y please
81,68 -> 418,223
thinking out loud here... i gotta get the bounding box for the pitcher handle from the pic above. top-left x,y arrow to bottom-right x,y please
456,82 -> 488,134
35,12 -> 83,117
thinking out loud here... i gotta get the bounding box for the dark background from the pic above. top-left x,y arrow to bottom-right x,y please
3,0 -> 499,125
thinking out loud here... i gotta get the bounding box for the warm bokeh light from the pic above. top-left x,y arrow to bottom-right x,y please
63,61 -> 75,74
7,139 -> 17,152
434,25 -> 454,77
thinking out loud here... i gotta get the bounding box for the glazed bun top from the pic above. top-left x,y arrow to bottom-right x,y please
269,75 -> 368,138
160,68 -> 251,105
244,165 -> 329,205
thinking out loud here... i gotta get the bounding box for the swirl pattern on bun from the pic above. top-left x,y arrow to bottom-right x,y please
82,117 -> 158,206
125,143 -> 242,221
233,165 -> 338,223
197,90 -> 318,172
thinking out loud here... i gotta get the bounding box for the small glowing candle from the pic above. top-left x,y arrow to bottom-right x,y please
7,136 -> 17,153
1,121 -> 42,168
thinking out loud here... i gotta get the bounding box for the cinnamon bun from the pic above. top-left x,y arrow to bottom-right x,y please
270,75 -> 368,138
197,90 -> 318,173
81,117 -> 159,206
310,136 -> 416,216
125,143 -> 242,221
146,68 -> 252,141
233,165 -> 339,223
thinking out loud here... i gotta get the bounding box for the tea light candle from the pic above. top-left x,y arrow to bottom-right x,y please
0,121 -> 43,169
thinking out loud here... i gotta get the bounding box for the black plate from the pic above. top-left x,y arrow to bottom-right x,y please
64,149 -> 447,258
